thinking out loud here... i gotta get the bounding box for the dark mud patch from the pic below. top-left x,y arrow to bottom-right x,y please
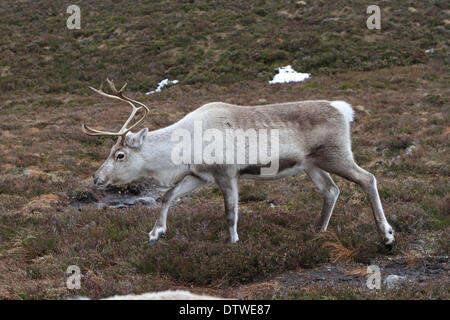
70,180 -> 169,211
248,256 -> 449,293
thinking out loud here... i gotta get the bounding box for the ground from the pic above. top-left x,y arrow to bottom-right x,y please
0,0 -> 449,299
1,63 -> 448,299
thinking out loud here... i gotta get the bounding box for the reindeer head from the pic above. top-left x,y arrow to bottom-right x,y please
82,79 -> 150,188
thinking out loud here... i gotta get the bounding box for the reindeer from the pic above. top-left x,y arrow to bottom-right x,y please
82,79 -> 395,249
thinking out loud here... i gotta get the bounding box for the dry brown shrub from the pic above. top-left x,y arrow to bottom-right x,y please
345,266 -> 368,277
316,231 -> 359,263
237,280 -> 283,299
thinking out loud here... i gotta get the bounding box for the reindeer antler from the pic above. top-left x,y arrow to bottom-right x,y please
82,78 -> 150,137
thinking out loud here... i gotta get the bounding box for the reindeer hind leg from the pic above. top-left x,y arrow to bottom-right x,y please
312,147 -> 395,249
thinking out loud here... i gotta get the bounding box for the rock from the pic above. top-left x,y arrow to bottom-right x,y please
108,196 -> 158,208
135,196 -> 157,206
383,275 -> 407,289
408,7 -> 417,13
296,1 -> 307,6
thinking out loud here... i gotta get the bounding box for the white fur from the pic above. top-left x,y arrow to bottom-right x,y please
71,290 -> 223,300
91,99 -> 394,248
103,290 -> 221,300
330,101 -> 354,123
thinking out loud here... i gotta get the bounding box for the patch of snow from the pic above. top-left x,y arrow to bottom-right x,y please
269,65 -> 310,84
146,79 -> 179,95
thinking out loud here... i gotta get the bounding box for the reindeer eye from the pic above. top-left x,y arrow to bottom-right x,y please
116,152 -> 125,160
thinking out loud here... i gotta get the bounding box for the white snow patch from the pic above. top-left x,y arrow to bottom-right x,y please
269,65 -> 310,84
330,100 -> 354,123
146,79 -> 179,95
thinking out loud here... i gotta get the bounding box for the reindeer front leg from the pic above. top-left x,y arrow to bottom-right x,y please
215,176 -> 239,243
149,175 -> 205,245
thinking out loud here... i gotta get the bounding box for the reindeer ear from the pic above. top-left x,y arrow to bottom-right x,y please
136,128 -> 148,145
125,128 -> 148,148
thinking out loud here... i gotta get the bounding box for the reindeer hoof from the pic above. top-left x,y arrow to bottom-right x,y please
149,228 -> 166,246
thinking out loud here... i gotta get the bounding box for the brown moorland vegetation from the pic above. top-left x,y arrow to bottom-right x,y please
0,0 -> 448,299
